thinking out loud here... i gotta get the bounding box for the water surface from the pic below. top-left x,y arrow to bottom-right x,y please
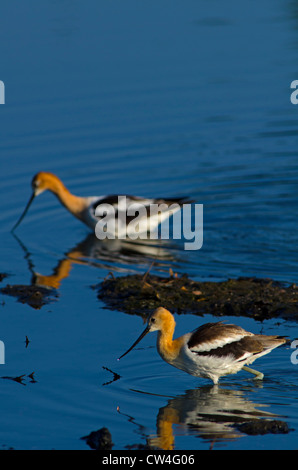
0,0 -> 297,450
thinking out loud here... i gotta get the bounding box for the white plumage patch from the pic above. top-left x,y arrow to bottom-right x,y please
188,332 -> 249,353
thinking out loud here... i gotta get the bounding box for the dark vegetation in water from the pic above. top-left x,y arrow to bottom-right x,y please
0,283 -> 58,309
81,426 -> 157,450
96,272 -> 298,321
234,419 -> 291,435
81,427 -> 114,450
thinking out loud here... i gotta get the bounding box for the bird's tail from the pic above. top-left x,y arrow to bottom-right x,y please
254,334 -> 287,351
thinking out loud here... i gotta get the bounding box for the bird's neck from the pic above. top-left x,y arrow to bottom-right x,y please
48,179 -> 87,218
157,329 -> 182,362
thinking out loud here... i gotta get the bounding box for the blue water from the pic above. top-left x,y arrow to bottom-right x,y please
0,0 -> 298,450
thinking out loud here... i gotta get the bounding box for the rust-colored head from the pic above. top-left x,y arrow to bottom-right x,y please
11,172 -> 63,232
31,172 -> 62,196
118,307 -> 175,360
146,307 -> 175,332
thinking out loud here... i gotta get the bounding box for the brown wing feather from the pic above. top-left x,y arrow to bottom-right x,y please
193,336 -> 264,359
187,322 -> 249,350
188,322 -> 286,360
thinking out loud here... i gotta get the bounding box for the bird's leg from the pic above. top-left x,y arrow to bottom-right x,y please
242,366 -> 264,380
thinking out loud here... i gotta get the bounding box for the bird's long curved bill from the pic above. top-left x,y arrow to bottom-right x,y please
118,325 -> 150,360
11,192 -> 35,232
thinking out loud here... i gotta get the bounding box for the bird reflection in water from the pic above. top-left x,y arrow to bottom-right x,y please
4,233 -> 176,308
139,385 -> 281,450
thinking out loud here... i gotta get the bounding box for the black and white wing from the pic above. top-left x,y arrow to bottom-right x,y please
187,322 -> 263,362
89,194 -> 191,235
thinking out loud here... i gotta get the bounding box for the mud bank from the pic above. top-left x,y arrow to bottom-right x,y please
97,273 -> 298,321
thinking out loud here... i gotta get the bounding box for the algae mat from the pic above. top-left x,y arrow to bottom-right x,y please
96,273 -> 298,321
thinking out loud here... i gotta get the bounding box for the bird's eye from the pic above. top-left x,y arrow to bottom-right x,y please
32,179 -> 38,190
150,317 -> 156,323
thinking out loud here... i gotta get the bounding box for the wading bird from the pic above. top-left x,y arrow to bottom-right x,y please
12,172 -> 191,236
118,307 -> 286,384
